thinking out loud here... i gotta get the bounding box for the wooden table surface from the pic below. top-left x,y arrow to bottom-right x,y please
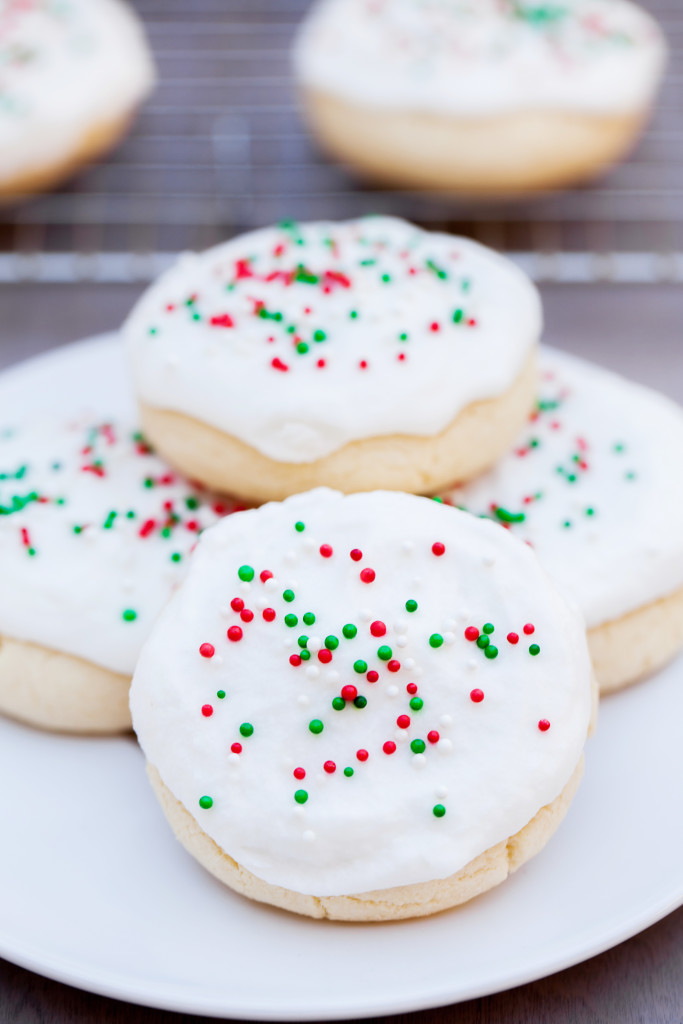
0,282 -> 682,1023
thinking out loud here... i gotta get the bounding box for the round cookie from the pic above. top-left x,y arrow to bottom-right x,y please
442,347 -> 683,693
123,217 -> 541,502
0,418 -> 236,733
293,0 -> 666,195
130,488 -> 593,921
0,0 -> 155,198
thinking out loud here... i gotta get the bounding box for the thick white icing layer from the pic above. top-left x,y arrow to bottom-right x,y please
0,0 -> 155,185
444,347 -> 683,629
293,0 -> 666,117
124,217 -> 541,463
0,418 -> 234,674
131,488 -> 592,897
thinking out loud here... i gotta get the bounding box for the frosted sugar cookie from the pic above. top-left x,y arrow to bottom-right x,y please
293,0 -> 666,194
124,217 -> 541,502
0,418 -> 234,733
0,0 -> 155,198
443,348 -> 683,693
131,488 -> 593,921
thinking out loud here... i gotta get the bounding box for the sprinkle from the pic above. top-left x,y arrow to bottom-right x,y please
529,644 -> 540,656
198,796 -> 213,810
470,689 -> 485,703
227,625 -> 243,642
484,646 -> 499,660
370,620 -> 386,637
465,626 -> 479,641
239,722 -> 254,737
383,741 -> 396,755
309,719 -> 324,734
294,767 -> 306,780
476,635 -> 490,650
201,705 -> 213,717
263,608 -> 276,622
217,691 -> 226,700
231,597 -> 244,612
367,670 -> 379,683
341,684 -> 357,701
122,609 -> 137,622
427,731 -> 440,744
507,632 -> 519,645
429,634 -> 444,648
344,767 -> 354,778
409,697 -> 424,711
387,660 -> 401,673
360,568 -> 376,583
411,739 -> 426,754
332,697 -> 346,711
289,654 -> 302,667
483,623 -> 495,635
231,742 -> 242,754
238,565 -> 254,582
283,589 -> 295,602
319,543 -> 333,558
433,804 -> 446,818
431,542 -> 445,556
523,623 -> 535,635
356,749 -> 369,762
240,609 -> 254,623
324,760 -> 336,774
343,624 -> 357,639
294,790 -> 308,804
350,548 -> 363,561
285,613 -> 298,627
538,719 -> 551,732
354,695 -> 368,709
353,659 -> 368,674
325,635 -> 339,649
377,645 -> 392,661
397,715 -> 411,729
405,600 -> 418,613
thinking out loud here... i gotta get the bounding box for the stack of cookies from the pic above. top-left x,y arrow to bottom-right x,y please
4,214 -> 682,922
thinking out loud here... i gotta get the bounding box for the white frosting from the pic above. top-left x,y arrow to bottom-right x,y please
0,0 -> 155,185
444,347 -> 683,629
131,488 -> 592,897
0,417 -> 234,674
124,217 -> 541,463
293,0 -> 666,117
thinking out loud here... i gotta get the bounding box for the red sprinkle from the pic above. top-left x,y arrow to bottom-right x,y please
430,321 -> 440,332
231,742 -> 242,754
360,568 -> 376,584
271,357 -> 289,372
397,715 -> 411,729
350,548 -> 363,562
470,689 -> 484,703
289,654 -> 302,667
209,313 -> 234,328
538,719 -> 551,732
318,649 -> 332,664
319,544 -> 333,558
507,632 -> 519,645
432,542 -> 446,556
465,626 -> 479,641
366,670 -> 379,683
359,360 -> 368,369
240,609 -> 254,623
341,684 -> 358,701
231,597 -> 244,612
260,570 -> 273,582
316,358 -> 326,368
199,643 -> 215,659
356,749 -> 369,762
370,621 -> 386,637
201,705 -> 213,717
227,626 -> 243,642
407,683 -> 418,694
427,730 -> 440,744
139,518 -> 156,539
383,741 -> 397,755
323,761 -> 336,774
293,767 -> 306,779
524,623 -> 535,635
387,660 -> 401,673
263,608 -> 276,622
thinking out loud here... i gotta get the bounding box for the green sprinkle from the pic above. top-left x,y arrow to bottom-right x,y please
433,804 -> 446,818
477,635 -> 490,649
453,309 -> 464,324
122,609 -> 137,622
303,611 -> 316,626
325,635 -> 339,650
399,332 -> 408,341
563,521 -> 572,529
586,507 -> 595,517
161,527 -> 171,539
377,645 -> 392,661
313,329 -> 326,342
343,767 -> 354,778
284,613 -> 298,627
529,644 -> 540,656
216,690 -> 226,699
429,634 -> 444,648
296,342 -> 309,355
342,624 -> 357,639
381,273 -> 391,283
309,719 -> 324,735
409,697 -> 424,711
353,695 -> 367,709
483,623 -> 495,635
484,645 -> 499,660
238,565 -> 254,582
239,722 -> 254,737
283,589 -> 295,602
353,660 -> 368,674
103,511 -> 117,529
295,520 -> 305,532
298,635 -> 309,649
198,796 -> 213,810
170,552 -> 182,563
300,649 -> 311,661
294,790 -> 308,804
495,507 -> 526,524
426,259 -> 447,280
405,599 -> 418,613
186,496 -> 199,510
349,310 -> 358,319
614,442 -> 625,453
332,697 -> 345,711
411,739 -> 426,754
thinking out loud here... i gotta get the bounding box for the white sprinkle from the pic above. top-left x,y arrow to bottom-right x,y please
284,550 -> 297,564
440,714 -> 453,728
303,830 -> 316,843
265,577 -> 278,591
283,638 -> 292,649
293,806 -> 306,819
413,666 -> 423,678
438,738 -> 453,755
360,608 -> 372,622
395,619 -> 408,633
444,618 -> 457,631
228,753 -> 241,766
255,595 -> 268,610
327,670 -> 340,685
122,577 -> 135,592
387,685 -> 399,698
467,658 -> 478,671
307,636 -> 322,652
482,554 -> 495,568
458,609 -> 471,621
412,754 -> 427,770
436,785 -> 448,799
396,635 -> 408,648
211,655 -> 224,667
444,632 -> 456,645
402,540 -> 415,554
239,581 -> 251,597
305,665 -> 320,680
411,577 -> 422,588
297,694 -> 310,707
219,606 -> 232,619
164,353 -> 180,369
303,538 -> 316,553
403,658 -> 416,670
395,729 -> 409,743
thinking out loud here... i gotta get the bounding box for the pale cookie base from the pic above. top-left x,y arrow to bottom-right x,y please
0,634 -> 131,734
147,756 -> 584,922
0,111 -> 137,201
589,585 -> 683,695
138,351 -> 538,503
299,89 -> 648,195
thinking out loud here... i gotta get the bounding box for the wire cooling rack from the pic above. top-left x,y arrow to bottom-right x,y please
0,0 -> 681,285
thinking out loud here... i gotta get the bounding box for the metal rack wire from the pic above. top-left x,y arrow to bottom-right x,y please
1,0 -> 681,284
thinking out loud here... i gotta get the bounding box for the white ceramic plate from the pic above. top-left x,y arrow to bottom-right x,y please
1,336 -> 682,1020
